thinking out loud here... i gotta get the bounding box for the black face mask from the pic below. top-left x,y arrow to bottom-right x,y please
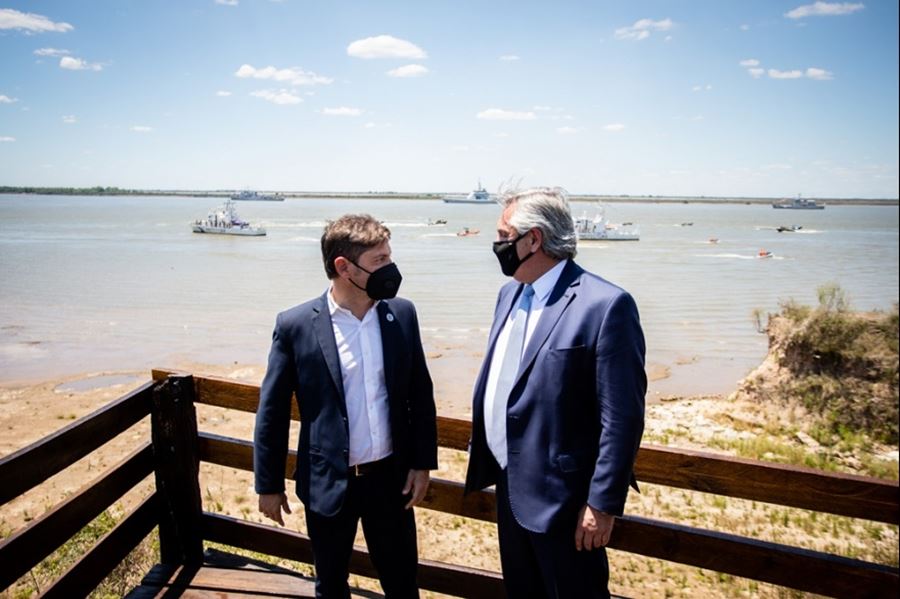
492,230 -> 535,277
348,260 -> 403,300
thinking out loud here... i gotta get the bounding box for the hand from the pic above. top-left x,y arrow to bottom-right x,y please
402,469 -> 430,509
258,492 -> 291,526
574,504 -> 615,551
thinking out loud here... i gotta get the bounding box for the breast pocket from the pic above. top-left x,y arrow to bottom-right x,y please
545,345 -> 588,371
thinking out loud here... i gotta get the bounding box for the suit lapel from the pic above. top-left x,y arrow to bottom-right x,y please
312,293 -> 346,408
515,260 -> 582,383
377,301 -> 399,397
486,283 -> 520,355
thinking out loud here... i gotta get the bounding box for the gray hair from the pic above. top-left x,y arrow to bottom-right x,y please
499,186 -> 577,260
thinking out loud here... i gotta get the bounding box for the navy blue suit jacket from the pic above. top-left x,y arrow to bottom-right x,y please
254,293 -> 438,517
465,260 -> 646,533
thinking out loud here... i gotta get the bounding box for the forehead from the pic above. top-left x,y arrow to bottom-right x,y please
497,203 -> 518,231
358,240 -> 392,261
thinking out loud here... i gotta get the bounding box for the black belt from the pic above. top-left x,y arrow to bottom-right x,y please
349,455 -> 392,477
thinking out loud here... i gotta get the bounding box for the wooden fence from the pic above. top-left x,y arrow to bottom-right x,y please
0,370 -> 897,598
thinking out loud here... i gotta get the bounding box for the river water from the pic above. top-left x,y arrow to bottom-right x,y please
0,194 -> 897,402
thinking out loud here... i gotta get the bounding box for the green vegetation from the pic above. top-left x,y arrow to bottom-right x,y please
749,284 -> 899,445
5,509 -> 158,598
0,186 -> 137,196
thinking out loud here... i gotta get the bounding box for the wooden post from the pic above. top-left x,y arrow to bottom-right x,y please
151,374 -> 203,564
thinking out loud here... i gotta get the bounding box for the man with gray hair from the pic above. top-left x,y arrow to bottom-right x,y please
465,187 -> 646,598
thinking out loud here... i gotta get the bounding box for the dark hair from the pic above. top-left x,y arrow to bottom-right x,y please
321,214 -> 392,279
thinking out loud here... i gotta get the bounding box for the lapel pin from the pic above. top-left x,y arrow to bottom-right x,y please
386,313 -> 395,322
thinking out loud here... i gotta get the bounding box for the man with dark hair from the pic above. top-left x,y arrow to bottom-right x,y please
254,214 -> 437,598
465,188 -> 646,599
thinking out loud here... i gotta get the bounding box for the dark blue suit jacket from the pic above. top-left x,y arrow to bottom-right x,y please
254,293 -> 438,517
465,260 -> 646,533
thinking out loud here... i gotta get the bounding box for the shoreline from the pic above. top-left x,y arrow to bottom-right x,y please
1,189 -> 896,206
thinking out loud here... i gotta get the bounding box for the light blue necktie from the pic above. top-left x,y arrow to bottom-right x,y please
488,285 -> 534,467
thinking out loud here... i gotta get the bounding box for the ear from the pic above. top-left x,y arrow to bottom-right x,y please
333,256 -> 351,278
529,228 -> 543,253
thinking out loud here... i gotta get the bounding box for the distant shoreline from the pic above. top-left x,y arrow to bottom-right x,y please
1,187 -> 896,206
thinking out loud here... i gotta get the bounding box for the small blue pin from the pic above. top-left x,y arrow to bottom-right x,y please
386,313 -> 395,322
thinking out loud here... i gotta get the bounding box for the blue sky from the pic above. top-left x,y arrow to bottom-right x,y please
1,1 -> 897,197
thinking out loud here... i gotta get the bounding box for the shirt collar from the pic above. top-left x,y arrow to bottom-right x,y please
327,287 -> 379,320
529,259 -> 567,303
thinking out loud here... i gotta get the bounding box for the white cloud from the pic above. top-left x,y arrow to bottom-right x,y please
768,69 -> 804,79
556,126 -> 578,135
62,115 -> 76,124
740,58 -> 760,67
364,122 -> 377,129
494,132 -> 510,138
740,24 -> 751,31
785,2 -> 864,19
215,0 -> 239,5
216,90 -> 232,97
476,108 -> 536,121
603,123 -> 626,132
0,95 -> 18,104
235,64 -> 332,86
806,67 -> 834,80
499,55 -> 520,61
748,68 -> 765,78
347,35 -> 427,59
321,107 -> 363,116
131,126 -> 152,133
692,84 -> 713,92
60,56 -> 103,71
0,136 -> 15,142
34,47 -> 70,57
0,8 -> 73,33
386,64 -> 429,78
250,89 -> 303,105
614,18 -> 673,41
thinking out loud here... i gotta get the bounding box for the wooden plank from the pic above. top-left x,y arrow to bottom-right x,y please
202,513 -> 505,599
152,368 -> 300,421
612,515 -> 898,599
137,563 -> 316,597
152,376 -> 204,564
199,432 -> 296,480
40,493 -> 159,599
635,445 -> 899,524
0,443 -> 153,590
0,381 -> 153,506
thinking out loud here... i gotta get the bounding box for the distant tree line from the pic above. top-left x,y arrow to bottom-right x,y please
0,186 -> 141,195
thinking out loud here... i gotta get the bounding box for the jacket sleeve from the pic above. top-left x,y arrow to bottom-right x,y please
588,292 -> 646,516
407,304 -> 438,470
254,313 -> 298,494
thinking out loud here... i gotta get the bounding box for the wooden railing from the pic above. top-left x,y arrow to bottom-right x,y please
0,370 -> 897,598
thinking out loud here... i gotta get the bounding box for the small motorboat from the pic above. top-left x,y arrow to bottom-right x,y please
708,237 -> 719,244
456,227 -> 480,237
680,222 -> 694,227
776,225 -> 802,233
428,218 -> 447,226
758,248 -> 773,258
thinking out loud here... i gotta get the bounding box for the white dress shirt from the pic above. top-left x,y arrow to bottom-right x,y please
484,260 -> 567,468
327,289 -> 393,466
